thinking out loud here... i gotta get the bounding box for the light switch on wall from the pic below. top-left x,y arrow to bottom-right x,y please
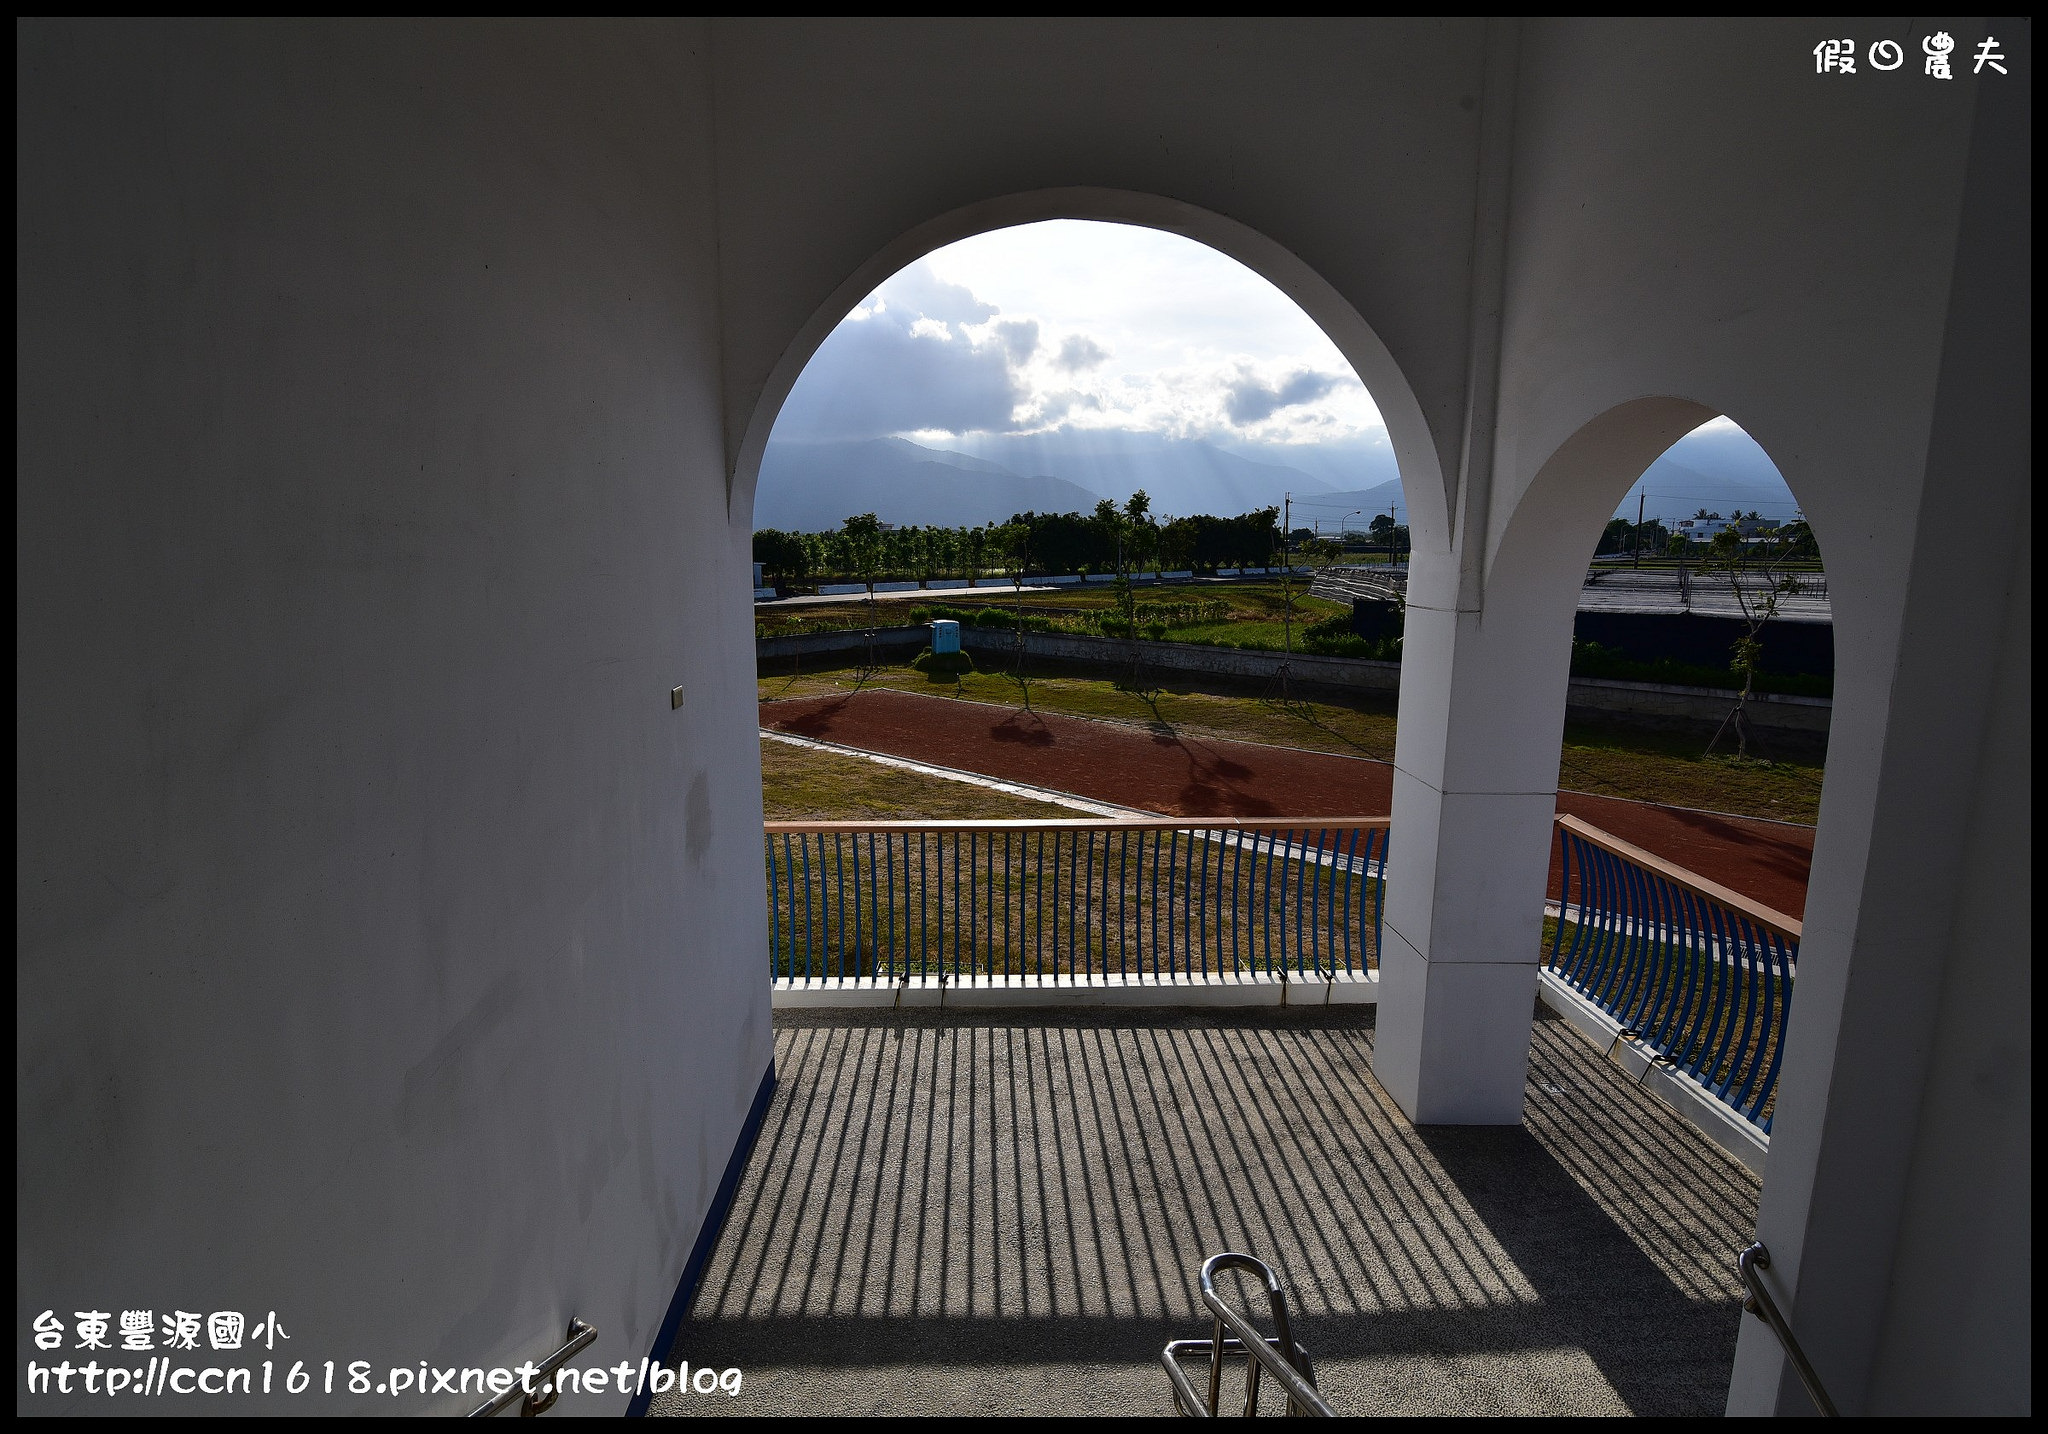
671,685 -> 685,710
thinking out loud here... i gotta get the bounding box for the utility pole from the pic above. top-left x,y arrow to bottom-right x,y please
1263,492 -> 1296,710
1634,491 -> 1645,568
1282,492 -> 1293,661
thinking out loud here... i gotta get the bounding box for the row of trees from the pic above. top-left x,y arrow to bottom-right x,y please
1596,515 -> 1820,559
753,495 -> 1292,588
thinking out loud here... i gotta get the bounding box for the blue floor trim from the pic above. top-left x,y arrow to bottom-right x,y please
626,1059 -> 777,1417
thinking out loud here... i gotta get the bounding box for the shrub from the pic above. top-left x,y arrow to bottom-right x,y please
910,648 -> 975,678
1568,639 -> 1832,697
1301,632 -> 1373,658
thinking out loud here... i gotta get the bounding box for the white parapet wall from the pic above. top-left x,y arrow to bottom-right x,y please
772,970 -> 1379,1009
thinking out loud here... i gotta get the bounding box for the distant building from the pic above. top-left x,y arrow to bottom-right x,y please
1674,516 -> 1770,541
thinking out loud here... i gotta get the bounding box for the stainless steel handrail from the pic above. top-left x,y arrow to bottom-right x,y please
466,1319 -> 597,1417
1737,1243 -> 1839,1418
1160,1253 -> 1333,1417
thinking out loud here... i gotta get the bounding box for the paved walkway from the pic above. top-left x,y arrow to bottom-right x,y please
759,688 -> 1814,916
757,585 -> 1063,609
655,1008 -> 1760,1416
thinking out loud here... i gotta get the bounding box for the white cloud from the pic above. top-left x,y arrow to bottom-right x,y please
1053,334 -> 1111,372
1221,366 -> 1356,426
769,220 -> 1388,450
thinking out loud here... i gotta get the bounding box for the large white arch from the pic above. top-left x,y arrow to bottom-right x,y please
1375,394 -> 1842,1123
724,187 -> 1449,553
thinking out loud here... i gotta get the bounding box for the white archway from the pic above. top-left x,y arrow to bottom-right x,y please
1377,394 -> 1835,1125
724,186 -> 1448,554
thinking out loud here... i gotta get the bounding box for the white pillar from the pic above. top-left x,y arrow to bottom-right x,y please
1370,557 -> 1562,1123
1724,70 -> 2032,1413
1373,396 -> 1716,1125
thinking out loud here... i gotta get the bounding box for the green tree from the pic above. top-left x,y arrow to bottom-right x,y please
1122,490 -> 1156,574
1701,525 -> 1808,760
839,513 -> 886,681
840,513 -> 884,596
959,523 -> 996,588
997,520 -> 1035,702
1158,516 -> 1197,573
1301,535 -> 1344,567
1775,518 -> 1819,560
752,529 -> 810,586
1596,517 -> 1635,556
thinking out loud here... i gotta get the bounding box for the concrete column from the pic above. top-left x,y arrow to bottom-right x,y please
1371,557 -> 1565,1122
1368,14 -> 1556,1125
1724,63 -> 2032,1414
1374,392 -> 1718,1125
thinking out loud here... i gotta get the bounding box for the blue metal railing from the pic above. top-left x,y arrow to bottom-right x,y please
765,817 -> 1388,986
1545,814 -> 1799,1130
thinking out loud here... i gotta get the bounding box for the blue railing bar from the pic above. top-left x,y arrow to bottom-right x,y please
1121,827 -> 1132,977
798,834 -> 813,981
1754,935 -> 1790,1133
1033,828 -> 1044,978
765,818 -> 1393,988
1554,907 -> 1797,978
1229,824 -> 1244,975
1546,816 -> 1797,1131
1732,911 -> 1767,1113
1179,828 -> 1192,976
769,836 -> 783,978
1341,827 -> 1358,973
1647,866 -> 1685,1050
1161,828 -> 1173,978
1083,827 -> 1095,980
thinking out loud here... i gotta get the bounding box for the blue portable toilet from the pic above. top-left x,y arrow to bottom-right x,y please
929,619 -> 961,655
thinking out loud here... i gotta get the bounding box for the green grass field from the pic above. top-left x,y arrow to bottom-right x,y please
755,580 -> 1345,640
762,737 -> 1075,822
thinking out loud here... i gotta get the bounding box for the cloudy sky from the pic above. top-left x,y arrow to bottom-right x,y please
769,219 -> 1798,524
771,219 -> 1385,450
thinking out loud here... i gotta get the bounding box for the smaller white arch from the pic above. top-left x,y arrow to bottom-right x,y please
1485,395 -> 1722,612
726,187 -> 1448,550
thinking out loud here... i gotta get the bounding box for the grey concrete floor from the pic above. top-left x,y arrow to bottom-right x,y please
653,1006 -> 1760,1417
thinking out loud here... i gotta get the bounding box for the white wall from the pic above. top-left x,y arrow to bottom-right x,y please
16,16 -> 2029,1418
702,16 -> 2031,1411
707,17 -> 1483,543
1449,19 -> 2031,1413
1458,19 -> 2031,1409
16,19 -> 771,1413
1858,71 -> 2033,1403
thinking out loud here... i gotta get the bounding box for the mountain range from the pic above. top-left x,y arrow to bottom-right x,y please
1617,425 -> 1806,523
754,423 -> 1796,533
754,439 -> 1101,530
756,431 -> 1399,531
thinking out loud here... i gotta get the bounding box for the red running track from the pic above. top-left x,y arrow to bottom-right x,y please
762,688 -> 1814,919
